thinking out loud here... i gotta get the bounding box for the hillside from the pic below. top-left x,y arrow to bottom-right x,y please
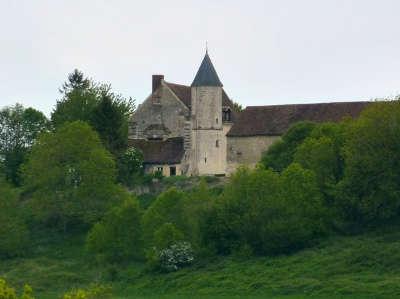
2,223 -> 400,299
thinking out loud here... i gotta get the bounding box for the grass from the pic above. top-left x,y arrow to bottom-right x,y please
2,224 -> 400,298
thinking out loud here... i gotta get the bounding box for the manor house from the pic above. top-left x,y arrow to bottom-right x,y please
129,52 -> 368,176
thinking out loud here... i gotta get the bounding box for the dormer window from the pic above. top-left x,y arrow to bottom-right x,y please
222,109 -> 231,122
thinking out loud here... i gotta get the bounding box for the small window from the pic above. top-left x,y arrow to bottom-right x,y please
223,109 -> 232,122
170,166 -> 176,176
216,140 -> 219,147
216,118 -> 219,124
157,166 -> 163,172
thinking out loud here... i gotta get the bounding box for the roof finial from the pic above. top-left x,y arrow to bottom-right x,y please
206,41 -> 208,54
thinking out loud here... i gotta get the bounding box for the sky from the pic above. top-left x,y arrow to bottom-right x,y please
1,0 -> 400,116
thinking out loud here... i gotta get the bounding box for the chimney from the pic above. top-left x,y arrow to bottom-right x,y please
152,75 -> 164,92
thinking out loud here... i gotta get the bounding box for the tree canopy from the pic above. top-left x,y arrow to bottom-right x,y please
22,121 -> 121,230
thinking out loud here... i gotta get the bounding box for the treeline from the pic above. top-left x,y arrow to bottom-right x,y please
1,69 -> 400,277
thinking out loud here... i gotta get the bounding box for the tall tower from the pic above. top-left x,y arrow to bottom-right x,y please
190,51 -> 226,175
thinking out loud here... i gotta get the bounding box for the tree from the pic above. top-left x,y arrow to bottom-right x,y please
86,196 -> 143,262
260,121 -> 316,171
22,121 -> 120,230
0,104 -> 49,186
205,165 -> 326,256
51,69 -> 135,155
337,100 -> 400,226
51,69 -> 98,127
90,93 -> 127,155
0,178 -> 29,258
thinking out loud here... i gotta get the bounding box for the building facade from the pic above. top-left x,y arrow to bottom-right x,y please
129,52 -> 369,176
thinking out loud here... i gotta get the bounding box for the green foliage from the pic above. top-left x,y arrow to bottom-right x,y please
142,188 -> 185,248
0,104 -> 49,186
337,100 -> 400,226
153,223 -> 184,250
206,165 -> 326,255
0,178 -> 29,258
117,147 -> 144,187
22,121 -> 119,230
52,69 -> 135,155
261,121 -> 316,171
90,93 -> 127,155
294,122 -> 347,192
0,278 -> 34,299
86,196 -> 143,262
52,70 -> 98,128
62,284 -> 111,299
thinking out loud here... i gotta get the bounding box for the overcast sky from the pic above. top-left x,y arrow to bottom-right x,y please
1,0 -> 400,115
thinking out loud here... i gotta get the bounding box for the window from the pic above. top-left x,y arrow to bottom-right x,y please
222,109 -> 231,122
216,118 -> 219,124
169,166 -> 176,176
216,140 -> 219,147
156,166 -> 163,173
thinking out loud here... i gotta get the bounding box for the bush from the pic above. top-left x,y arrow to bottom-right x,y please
0,278 -> 34,299
158,241 -> 194,272
62,284 -> 111,299
86,195 -> 143,263
0,179 -> 29,258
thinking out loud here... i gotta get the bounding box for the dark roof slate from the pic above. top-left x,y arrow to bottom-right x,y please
191,53 -> 223,87
128,137 -> 184,164
227,101 -> 370,137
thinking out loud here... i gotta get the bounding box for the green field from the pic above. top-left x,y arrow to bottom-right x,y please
2,223 -> 400,299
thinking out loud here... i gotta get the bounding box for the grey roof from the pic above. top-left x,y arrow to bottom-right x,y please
191,52 -> 223,87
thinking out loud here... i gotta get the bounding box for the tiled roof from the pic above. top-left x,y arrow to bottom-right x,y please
128,137 -> 184,164
227,101 -> 370,137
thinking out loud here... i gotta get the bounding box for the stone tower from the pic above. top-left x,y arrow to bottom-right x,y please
189,52 -> 226,175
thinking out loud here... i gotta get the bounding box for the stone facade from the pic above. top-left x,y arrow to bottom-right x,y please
189,86 -> 225,175
227,135 -> 280,174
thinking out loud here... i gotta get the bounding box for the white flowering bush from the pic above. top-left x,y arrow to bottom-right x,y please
158,241 -> 194,272
118,147 -> 144,186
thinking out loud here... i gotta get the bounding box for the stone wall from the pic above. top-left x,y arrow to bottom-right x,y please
227,135 -> 280,174
190,86 -> 226,175
129,82 -> 190,140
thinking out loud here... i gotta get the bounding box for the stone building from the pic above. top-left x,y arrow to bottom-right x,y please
129,52 -> 369,176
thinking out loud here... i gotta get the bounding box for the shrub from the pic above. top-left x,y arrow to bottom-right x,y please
0,279 -> 34,299
62,284 -> 111,299
158,241 -> 194,272
86,195 -> 143,262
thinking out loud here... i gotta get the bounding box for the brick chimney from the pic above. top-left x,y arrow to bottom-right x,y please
152,75 -> 164,93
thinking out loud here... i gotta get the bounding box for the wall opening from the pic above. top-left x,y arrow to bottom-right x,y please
170,166 -> 176,176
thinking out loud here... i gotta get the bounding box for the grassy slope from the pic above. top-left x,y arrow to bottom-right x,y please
2,225 -> 400,299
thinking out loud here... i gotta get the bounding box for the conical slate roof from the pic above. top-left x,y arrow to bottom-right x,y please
191,52 -> 223,87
